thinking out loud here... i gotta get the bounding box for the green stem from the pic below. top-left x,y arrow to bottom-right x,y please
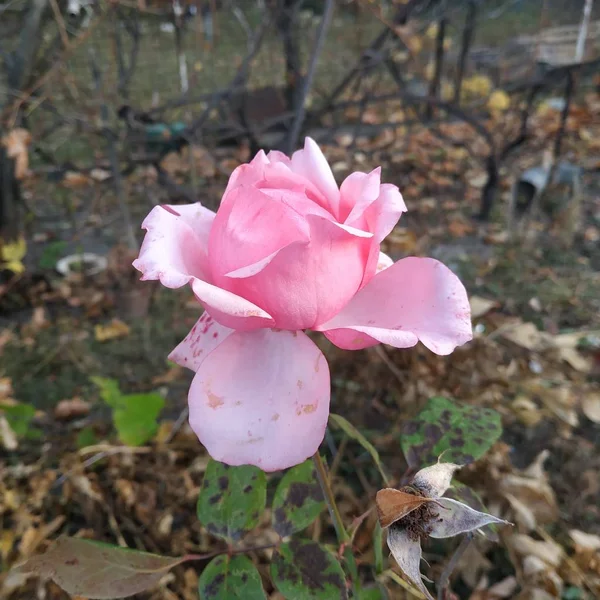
312,452 -> 349,543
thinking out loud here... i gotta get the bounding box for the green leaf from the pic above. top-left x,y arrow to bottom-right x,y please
1,403 -> 36,438
358,585 -> 388,600
400,396 -> 502,468
91,377 -> 122,408
329,414 -> 389,485
112,393 -> 164,446
197,459 -> 266,542
38,240 -> 68,270
76,427 -> 98,449
271,539 -> 347,600
12,535 -> 185,599
272,459 -> 324,536
198,554 -> 266,600
91,377 -> 164,446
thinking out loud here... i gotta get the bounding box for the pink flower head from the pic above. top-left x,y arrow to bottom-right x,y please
133,138 -> 472,471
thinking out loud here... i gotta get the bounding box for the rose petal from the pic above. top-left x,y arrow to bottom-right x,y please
387,525 -> 434,600
317,257 -> 473,355
412,462 -> 462,498
133,203 -> 215,287
209,185 -> 310,278
134,203 -> 274,330
360,183 -> 407,243
169,313 -> 234,372
290,137 -> 340,218
221,214 -> 372,330
429,498 -> 511,538
187,329 -> 330,471
339,168 -> 381,223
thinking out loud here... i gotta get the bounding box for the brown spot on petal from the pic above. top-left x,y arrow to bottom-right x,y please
302,404 -> 317,414
271,413 -> 280,421
314,354 -> 321,373
297,379 -> 303,390
206,389 -> 224,409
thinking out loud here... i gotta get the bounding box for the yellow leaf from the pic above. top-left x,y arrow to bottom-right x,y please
488,90 -> 510,112
1,237 -> 26,274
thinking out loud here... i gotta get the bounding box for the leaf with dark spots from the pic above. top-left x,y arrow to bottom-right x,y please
198,555 -> 266,600
197,459 -> 266,542
12,536 -> 185,599
400,397 -> 502,468
271,540 -> 348,599
272,460 -> 325,537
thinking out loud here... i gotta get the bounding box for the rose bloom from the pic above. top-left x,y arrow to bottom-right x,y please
133,138 -> 472,471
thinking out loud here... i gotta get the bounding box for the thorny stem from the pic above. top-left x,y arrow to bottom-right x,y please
312,452 -> 350,544
437,532 -> 474,600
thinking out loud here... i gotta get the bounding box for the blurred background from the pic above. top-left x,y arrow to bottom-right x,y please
1,0 -> 600,598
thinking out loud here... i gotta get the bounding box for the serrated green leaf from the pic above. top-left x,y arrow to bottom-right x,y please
272,459 -> 324,536
112,393 -> 164,446
91,377 -> 122,408
329,413 -> 389,485
400,397 -> 502,468
198,554 -> 266,600
271,539 -> 347,600
12,535 -> 185,599
197,459 -> 266,542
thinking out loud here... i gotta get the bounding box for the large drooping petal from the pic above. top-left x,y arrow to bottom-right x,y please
317,257 -> 473,354
220,214 -> 373,330
429,498 -> 510,539
133,203 -> 275,331
290,137 -> 340,218
187,329 -> 331,471
387,526 -> 433,600
412,463 -> 462,498
168,312 -> 233,372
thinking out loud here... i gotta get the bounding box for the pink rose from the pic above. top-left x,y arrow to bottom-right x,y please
133,138 -> 472,471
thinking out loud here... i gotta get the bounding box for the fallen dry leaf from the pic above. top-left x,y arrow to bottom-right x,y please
94,318 -> 130,342
54,398 -> 91,420
470,296 -> 499,319
570,529 -> 600,552
0,414 -> 17,450
582,391 -> 600,423
1,128 -> 32,179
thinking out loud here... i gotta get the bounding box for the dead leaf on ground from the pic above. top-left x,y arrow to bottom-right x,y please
570,529 -> 600,552
94,318 -> 130,342
54,398 -> 91,420
1,128 -> 32,179
470,296 -> 499,319
582,391 -> 600,423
